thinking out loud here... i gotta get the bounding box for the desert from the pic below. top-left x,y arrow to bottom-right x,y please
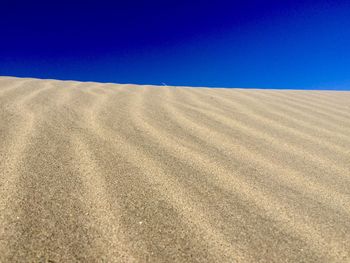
1,76 -> 350,262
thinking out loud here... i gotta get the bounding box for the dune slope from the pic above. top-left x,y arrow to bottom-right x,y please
1,77 -> 350,262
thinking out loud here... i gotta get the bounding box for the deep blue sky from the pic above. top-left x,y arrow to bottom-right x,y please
1,0 -> 349,89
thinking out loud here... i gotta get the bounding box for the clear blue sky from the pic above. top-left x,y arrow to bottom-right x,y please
1,0 -> 349,90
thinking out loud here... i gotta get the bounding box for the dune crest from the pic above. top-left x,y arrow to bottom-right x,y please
1,77 -> 350,262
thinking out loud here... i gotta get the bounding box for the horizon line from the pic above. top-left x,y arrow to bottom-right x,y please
1,75 -> 349,92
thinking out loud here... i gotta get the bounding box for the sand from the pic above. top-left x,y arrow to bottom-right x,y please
0,76 -> 350,262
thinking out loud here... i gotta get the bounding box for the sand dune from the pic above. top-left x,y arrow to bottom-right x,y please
0,77 -> 350,262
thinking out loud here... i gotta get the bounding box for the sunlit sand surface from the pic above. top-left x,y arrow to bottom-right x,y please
1,76 -> 350,262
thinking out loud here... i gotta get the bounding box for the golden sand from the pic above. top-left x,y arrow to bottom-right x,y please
1,76 -> 350,262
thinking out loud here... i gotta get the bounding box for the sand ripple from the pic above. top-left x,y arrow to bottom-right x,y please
1,77 -> 350,262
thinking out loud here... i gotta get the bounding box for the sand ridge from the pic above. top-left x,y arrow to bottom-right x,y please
0,76 -> 350,262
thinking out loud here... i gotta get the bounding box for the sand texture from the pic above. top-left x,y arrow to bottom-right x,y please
1,76 -> 350,262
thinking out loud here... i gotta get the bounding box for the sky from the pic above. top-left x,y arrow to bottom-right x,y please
0,0 -> 349,90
